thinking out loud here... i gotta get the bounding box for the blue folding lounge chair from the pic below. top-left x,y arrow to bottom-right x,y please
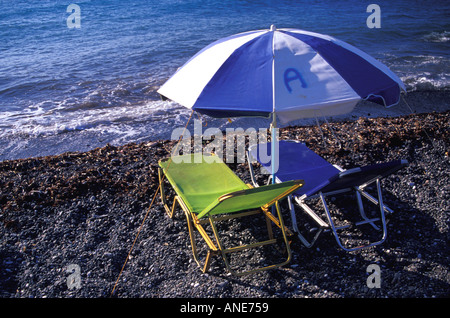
247,140 -> 408,251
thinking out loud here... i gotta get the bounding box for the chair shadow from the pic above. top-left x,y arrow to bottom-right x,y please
235,192 -> 449,298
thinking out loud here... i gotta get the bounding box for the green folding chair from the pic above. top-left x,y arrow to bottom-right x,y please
158,153 -> 303,276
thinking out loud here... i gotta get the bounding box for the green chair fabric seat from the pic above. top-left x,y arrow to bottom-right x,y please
158,153 -> 303,276
159,153 -> 249,215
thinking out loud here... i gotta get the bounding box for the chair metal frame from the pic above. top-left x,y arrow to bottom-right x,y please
247,140 -> 408,252
158,155 -> 303,276
290,175 -> 388,251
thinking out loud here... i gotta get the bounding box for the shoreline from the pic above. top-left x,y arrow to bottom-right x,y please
0,110 -> 449,298
0,90 -> 449,163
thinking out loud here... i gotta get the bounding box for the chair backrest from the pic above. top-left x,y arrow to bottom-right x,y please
249,140 -> 408,197
320,159 -> 408,193
249,140 -> 340,196
159,153 -> 249,214
249,140 -> 333,175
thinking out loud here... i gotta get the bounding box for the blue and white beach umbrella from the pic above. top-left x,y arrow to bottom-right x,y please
158,25 -> 406,181
158,25 -> 406,123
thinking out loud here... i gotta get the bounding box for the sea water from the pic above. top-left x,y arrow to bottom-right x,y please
1,0 -> 449,161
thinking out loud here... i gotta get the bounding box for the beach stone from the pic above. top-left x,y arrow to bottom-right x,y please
0,111 -> 448,298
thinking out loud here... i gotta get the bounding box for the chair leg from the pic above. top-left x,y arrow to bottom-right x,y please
289,196 -> 326,248
375,179 -> 388,241
158,167 -> 175,218
202,250 -> 214,273
203,203 -> 291,277
183,206 -> 219,273
358,187 -> 394,214
355,189 -> 380,231
264,212 -> 274,240
159,167 -> 293,275
319,184 -> 387,252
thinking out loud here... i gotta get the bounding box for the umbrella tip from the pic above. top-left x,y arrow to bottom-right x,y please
270,24 -> 276,31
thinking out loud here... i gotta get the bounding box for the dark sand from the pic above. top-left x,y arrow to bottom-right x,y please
0,110 -> 448,300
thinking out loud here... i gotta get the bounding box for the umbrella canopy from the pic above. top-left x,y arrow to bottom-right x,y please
157,25 -> 406,124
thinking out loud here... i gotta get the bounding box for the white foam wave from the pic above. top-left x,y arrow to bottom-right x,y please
381,54 -> 450,92
422,31 -> 450,43
401,73 -> 450,92
0,99 -> 190,141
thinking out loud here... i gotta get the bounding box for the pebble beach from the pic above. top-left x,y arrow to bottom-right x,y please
0,105 -> 448,300
1,1 -> 449,309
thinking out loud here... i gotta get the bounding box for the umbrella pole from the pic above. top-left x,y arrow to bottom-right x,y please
271,113 -> 277,185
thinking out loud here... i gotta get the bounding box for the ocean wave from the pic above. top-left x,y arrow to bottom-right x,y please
402,75 -> 450,92
422,31 -> 450,43
380,54 -> 450,92
0,99 -> 188,139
